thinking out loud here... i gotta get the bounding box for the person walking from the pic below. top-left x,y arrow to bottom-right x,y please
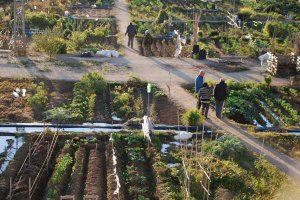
195,70 -> 205,93
195,70 -> 205,109
214,78 -> 229,119
198,82 -> 212,118
125,22 -> 137,48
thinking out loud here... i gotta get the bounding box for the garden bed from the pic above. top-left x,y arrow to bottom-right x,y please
129,0 -> 300,58
84,146 -> 107,199
0,131 -> 299,199
0,75 -> 183,125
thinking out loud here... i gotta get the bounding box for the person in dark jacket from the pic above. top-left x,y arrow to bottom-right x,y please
125,22 -> 137,48
214,78 -> 229,119
198,82 -> 212,118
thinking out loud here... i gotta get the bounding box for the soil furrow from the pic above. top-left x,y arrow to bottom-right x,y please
67,146 -> 87,199
84,143 -> 107,200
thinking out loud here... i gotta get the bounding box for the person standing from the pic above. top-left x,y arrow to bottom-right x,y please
125,22 -> 137,48
214,78 -> 229,119
198,82 -> 212,118
195,70 -> 205,93
195,70 -> 205,110
142,30 -> 153,56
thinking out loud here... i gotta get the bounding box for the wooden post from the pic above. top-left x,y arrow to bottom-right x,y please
29,144 -> 31,167
196,126 -> 199,154
9,177 -> 12,200
201,123 -> 204,154
192,12 -> 200,46
28,177 -> 31,200
47,141 -> 50,169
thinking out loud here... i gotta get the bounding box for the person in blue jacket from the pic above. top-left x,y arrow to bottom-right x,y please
195,70 -> 205,93
195,70 -> 205,110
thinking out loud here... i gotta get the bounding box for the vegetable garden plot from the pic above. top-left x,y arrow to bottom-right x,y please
129,0 -> 300,58
0,76 -> 182,125
1,132 -> 299,199
5,134 -> 66,200
0,78 -> 73,123
184,82 -> 300,127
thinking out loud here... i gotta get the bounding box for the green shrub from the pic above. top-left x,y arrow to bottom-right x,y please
113,91 -> 134,118
26,12 -> 57,30
264,75 -> 272,87
205,135 -> 246,160
263,22 -> 300,40
33,32 -> 67,57
69,72 -> 106,122
81,72 -> 107,94
63,29 -> 72,39
181,109 -> 203,126
45,107 -> 71,124
238,7 -> 253,21
26,83 -> 48,111
68,31 -> 87,51
156,10 -> 169,24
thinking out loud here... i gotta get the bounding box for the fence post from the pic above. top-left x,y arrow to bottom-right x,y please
29,144 -> 31,167
9,177 -> 12,200
28,177 -> 31,200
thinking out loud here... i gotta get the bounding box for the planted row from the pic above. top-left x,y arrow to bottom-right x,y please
45,141 -> 75,200
125,135 -> 156,200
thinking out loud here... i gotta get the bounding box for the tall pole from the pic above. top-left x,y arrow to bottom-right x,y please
192,12 -> 200,47
12,0 -> 26,55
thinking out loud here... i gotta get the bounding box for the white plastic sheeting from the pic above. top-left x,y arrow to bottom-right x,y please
110,134 -> 121,196
161,144 -> 170,154
96,50 -> 120,58
12,91 -> 19,98
112,115 -> 122,122
167,163 -> 181,168
258,52 -> 272,68
174,131 -> 193,141
112,148 -> 121,195
142,116 -> 154,143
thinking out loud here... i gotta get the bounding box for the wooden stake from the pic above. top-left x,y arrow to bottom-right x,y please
9,177 -> 12,200
29,177 -> 31,200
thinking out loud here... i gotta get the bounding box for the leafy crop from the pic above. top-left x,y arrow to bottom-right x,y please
181,109 -> 203,126
26,82 -> 48,112
46,153 -> 73,199
205,135 -> 246,161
